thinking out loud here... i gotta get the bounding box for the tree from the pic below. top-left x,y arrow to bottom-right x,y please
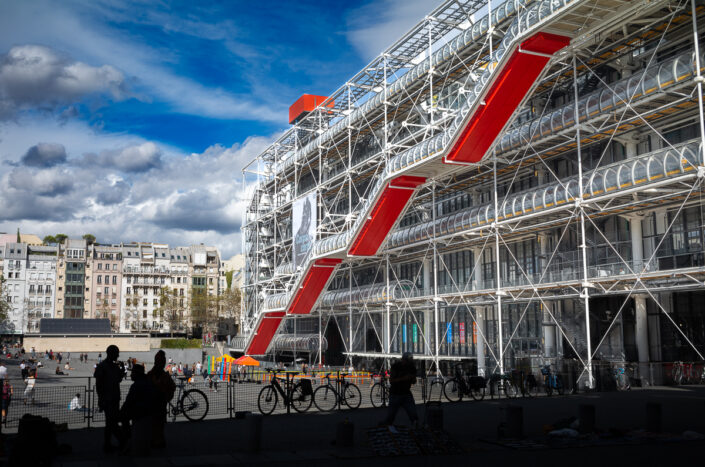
220,287 -> 242,336
189,288 -> 219,337
0,276 -> 10,325
225,270 -> 234,289
54,234 -> 68,244
157,287 -> 185,337
16,228 -> 21,243
82,233 -> 96,245
43,235 -> 57,245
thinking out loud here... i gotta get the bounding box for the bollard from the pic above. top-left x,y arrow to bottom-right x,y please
646,402 -> 662,433
336,419 -> 354,448
245,414 -> 264,452
426,403 -> 444,430
578,404 -> 595,434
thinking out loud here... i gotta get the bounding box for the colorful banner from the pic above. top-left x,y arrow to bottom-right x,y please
473,322 -> 477,344
459,323 -> 465,344
412,324 -> 418,344
402,324 -> 407,343
446,323 -> 452,344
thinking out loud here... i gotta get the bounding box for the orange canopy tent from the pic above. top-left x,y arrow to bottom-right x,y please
234,355 -> 260,366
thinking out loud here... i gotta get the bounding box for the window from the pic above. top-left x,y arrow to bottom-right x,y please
113,264 -> 117,271
126,287 -> 131,295
97,276 -> 102,284
104,287 -> 109,295
98,263 -> 102,270
112,276 -> 117,285
143,299 -> 148,306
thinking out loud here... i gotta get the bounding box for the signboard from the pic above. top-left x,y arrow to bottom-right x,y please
292,192 -> 317,268
412,324 -> 418,344
459,323 -> 465,344
446,323 -> 452,344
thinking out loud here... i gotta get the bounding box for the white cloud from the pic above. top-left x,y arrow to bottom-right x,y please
0,118 -> 275,258
0,1 -> 286,123
346,0 -> 437,61
0,45 -> 128,120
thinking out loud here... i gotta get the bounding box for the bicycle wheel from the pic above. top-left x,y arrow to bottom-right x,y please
443,378 -> 463,402
545,377 -> 553,396
469,384 -> 485,401
290,382 -> 313,413
257,385 -> 278,415
343,383 -> 361,410
370,383 -> 386,408
313,385 -> 338,412
180,389 -> 209,421
503,381 -> 519,399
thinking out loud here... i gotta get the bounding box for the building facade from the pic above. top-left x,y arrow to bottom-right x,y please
89,246 -> 123,331
239,0 -> 705,383
1,243 -> 58,334
2,237 -> 226,337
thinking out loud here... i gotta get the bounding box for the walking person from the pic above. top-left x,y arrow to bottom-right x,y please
147,350 -> 175,449
381,352 -> 419,427
2,379 -> 13,423
94,345 -> 126,453
23,369 -> 36,405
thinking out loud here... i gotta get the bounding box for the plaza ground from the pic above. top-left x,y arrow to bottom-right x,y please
3,384 -> 702,465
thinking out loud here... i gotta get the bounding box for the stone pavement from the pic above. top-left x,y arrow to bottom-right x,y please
3,386 -> 701,466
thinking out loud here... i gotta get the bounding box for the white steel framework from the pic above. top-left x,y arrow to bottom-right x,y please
239,0 -> 705,385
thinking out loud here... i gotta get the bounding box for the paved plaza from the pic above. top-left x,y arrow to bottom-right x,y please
1,376 -> 703,465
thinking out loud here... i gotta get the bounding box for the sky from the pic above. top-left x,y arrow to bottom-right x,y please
0,0 -> 435,259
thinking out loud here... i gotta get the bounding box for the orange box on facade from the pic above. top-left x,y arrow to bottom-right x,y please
289,94 -> 333,124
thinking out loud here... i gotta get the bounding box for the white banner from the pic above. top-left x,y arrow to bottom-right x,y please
293,192 -> 316,268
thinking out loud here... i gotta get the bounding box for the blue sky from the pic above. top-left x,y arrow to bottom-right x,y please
0,0 -> 432,257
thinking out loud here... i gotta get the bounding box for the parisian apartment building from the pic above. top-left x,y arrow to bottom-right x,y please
1,237 -> 239,336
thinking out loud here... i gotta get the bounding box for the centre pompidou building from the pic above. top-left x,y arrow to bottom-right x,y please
238,0 -> 705,386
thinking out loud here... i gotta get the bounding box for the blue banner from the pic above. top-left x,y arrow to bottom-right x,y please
402,324 -> 407,343
446,323 -> 452,344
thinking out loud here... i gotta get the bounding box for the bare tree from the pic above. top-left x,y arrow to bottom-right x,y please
158,286 -> 185,336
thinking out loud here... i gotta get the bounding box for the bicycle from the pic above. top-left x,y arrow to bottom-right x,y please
370,372 -> 390,408
168,377 -> 209,422
443,365 -> 486,402
522,372 -> 539,397
489,372 -> 519,399
257,369 -> 312,415
671,361 -> 694,385
541,364 -> 564,396
313,373 -> 361,412
612,364 -> 631,391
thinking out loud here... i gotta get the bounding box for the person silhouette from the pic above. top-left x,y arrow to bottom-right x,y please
121,364 -> 156,456
147,350 -> 175,449
94,345 -> 126,452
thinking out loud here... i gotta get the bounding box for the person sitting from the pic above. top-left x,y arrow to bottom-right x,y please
55,365 -> 65,375
64,362 -> 75,371
69,393 -> 82,410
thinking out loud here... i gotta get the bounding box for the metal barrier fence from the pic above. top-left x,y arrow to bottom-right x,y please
1,362 -> 703,432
